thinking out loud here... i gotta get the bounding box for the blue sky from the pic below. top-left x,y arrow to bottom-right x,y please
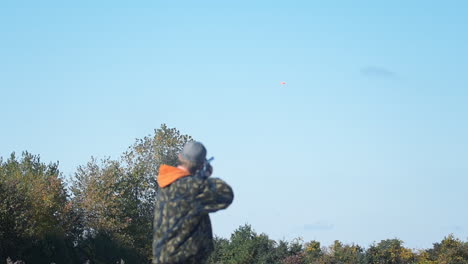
1,0 -> 467,249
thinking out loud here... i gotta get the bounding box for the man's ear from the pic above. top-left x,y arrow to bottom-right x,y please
178,153 -> 183,161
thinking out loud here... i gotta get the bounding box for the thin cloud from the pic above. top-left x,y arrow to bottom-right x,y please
360,66 -> 397,79
304,221 -> 334,231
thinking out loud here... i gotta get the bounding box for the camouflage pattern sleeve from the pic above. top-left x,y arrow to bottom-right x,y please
195,178 -> 234,213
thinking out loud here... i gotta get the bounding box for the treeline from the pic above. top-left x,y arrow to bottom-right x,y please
1,124 -> 467,264
1,124 -> 191,263
207,225 -> 468,264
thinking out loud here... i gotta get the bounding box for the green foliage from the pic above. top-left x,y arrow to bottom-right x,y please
206,236 -> 231,264
206,225 -> 305,264
275,240 -> 295,263
314,240 -> 366,264
204,226 -> 467,264
304,240 -> 323,263
222,224 -> 259,264
366,238 -> 415,264
0,152 -> 75,263
425,234 -> 468,264
282,253 -> 306,264
70,124 -> 192,262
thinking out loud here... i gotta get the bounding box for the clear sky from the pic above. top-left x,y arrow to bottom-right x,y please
1,0 -> 467,249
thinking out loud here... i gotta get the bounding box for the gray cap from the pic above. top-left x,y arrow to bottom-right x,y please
180,141 -> 207,164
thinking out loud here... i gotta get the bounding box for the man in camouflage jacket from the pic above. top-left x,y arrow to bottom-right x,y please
152,141 -> 234,264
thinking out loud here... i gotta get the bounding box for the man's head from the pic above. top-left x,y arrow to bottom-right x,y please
178,141 -> 207,174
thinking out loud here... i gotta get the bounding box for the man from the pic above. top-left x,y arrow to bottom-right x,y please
152,141 -> 234,264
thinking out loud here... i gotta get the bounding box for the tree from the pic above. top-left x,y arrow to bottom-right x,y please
318,240 -> 365,264
274,239 -> 295,263
304,240 -> 322,263
206,236 -> 230,264
281,238 -> 306,264
0,152 -> 74,263
282,253 -> 306,264
209,224 -> 304,264
365,238 -> 415,264
71,124 -> 192,262
220,224 -> 259,264
426,234 -> 468,264
120,123 -> 192,255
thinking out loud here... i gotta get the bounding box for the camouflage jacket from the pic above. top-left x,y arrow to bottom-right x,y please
152,165 -> 234,264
